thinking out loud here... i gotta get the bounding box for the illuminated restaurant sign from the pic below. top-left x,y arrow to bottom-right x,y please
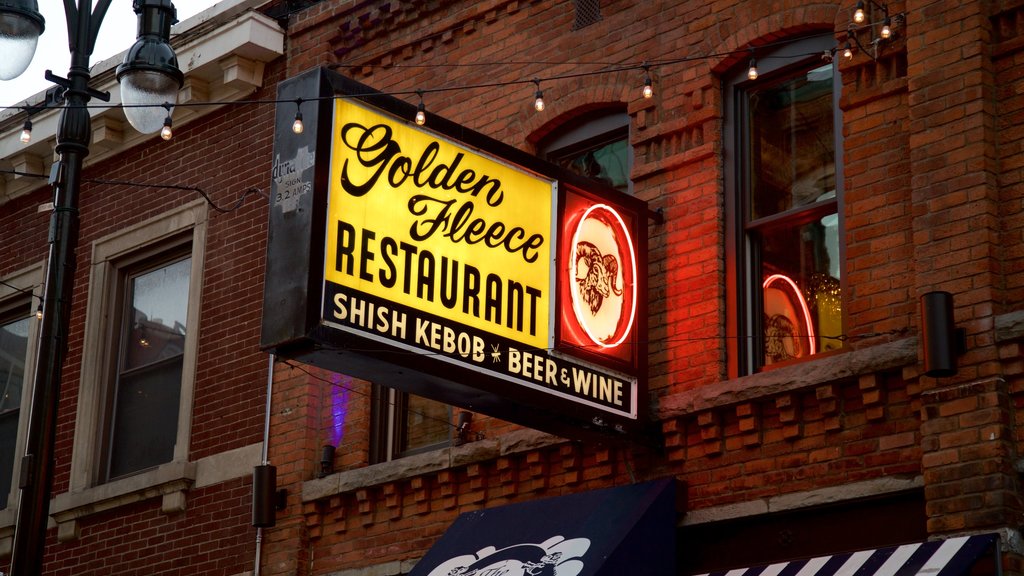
325,99 -> 554,350
262,69 -> 652,444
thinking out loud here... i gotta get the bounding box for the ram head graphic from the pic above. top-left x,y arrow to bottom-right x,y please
575,241 -> 622,315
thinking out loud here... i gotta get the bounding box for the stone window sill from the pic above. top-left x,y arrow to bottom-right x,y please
50,460 -> 197,542
302,428 -> 565,503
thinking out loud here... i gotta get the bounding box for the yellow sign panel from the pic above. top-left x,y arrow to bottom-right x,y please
325,99 -> 554,348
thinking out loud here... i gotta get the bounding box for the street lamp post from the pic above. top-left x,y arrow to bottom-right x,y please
0,1 -> 183,574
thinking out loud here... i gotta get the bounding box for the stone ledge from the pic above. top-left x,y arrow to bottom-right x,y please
302,428 -> 566,503
50,461 -> 196,543
995,310 -> 1024,343
682,475 -> 923,526
658,338 -> 919,418
325,558 -> 421,576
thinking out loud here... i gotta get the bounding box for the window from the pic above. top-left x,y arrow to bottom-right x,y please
371,386 -> 452,463
0,312 -> 30,508
541,109 -> 631,194
105,254 -> 191,480
0,265 -> 41,516
726,36 -> 844,377
71,201 -> 206,492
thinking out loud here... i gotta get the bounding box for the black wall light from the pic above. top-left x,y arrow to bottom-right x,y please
319,444 -> 336,477
252,464 -> 285,528
920,291 -> 966,378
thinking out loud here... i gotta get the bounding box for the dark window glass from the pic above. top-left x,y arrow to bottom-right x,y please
0,313 -> 29,508
543,110 -> 631,194
748,64 -> 836,219
107,256 -> 189,480
728,38 -> 844,375
371,386 -> 451,463
401,394 -> 451,455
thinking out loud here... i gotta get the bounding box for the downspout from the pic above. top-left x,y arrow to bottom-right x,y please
254,353 -> 274,576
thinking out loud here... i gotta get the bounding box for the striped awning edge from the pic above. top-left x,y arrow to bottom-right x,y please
694,533 -> 999,576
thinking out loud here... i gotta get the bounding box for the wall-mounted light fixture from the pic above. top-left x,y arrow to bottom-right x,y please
453,411 -> 473,446
252,464 -> 278,528
319,444 -> 336,477
920,291 -> 966,378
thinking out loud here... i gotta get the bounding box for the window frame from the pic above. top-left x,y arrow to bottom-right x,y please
0,264 -> 43,522
370,385 -> 453,464
102,248 -> 193,482
724,35 -> 846,378
70,200 -> 207,493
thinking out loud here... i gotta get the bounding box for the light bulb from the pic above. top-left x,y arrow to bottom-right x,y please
843,43 -> 853,59
853,1 -> 865,24
415,105 -> 426,126
161,117 -> 173,140
534,90 -> 545,112
643,77 -> 653,99
880,17 -> 892,39
35,304 -> 42,320
292,112 -> 304,134
19,120 -> 32,144
747,58 -> 758,81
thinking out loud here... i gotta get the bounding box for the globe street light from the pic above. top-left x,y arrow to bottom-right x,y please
0,0 -> 44,81
0,1 -> 183,574
118,0 -> 185,133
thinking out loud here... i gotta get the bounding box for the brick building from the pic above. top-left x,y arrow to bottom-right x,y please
0,1 -> 285,574
2,0 -> 1024,575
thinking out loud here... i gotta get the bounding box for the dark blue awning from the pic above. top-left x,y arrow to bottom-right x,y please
408,478 -> 678,576
694,533 -> 998,576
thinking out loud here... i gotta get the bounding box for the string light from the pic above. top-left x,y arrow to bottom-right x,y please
853,1 -> 866,23
880,15 -> 892,39
292,98 -> 304,134
35,304 -> 42,320
19,118 -> 31,144
160,102 -> 174,140
414,90 -> 426,126
0,26 -> 917,133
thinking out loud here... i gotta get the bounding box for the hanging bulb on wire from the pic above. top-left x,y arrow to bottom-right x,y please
642,65 -> 654,99
35,303 -> 42,320
853,1 -> 866,24
533,79 -> 545,112
843,41 -> 854,60
880,16 -> 892,39
415,90 -> 426,126
19,118 -> 31,144
292,99 -> 304,134
160,104 -> 174,140
747,57 -> 759,81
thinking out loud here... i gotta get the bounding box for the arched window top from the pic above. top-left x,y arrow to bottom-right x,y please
539,108 -> 631,194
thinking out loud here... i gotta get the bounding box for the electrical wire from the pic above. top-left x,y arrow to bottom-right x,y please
0,167 -> 266,215
0,19 -> 903,117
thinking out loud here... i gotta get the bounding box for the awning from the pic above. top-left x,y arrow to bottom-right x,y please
408,477 -> 678,576
695,533 -> 999,576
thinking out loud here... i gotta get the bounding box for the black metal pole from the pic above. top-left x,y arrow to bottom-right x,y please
9,2 -> 110,574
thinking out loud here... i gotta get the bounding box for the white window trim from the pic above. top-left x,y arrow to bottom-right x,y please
54,201 -> 207,533
0,263 -> 45,534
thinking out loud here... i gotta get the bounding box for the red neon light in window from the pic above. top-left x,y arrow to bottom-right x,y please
762,273 -> 816,354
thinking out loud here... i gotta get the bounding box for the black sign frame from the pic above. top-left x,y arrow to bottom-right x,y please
261,67 -> 656,446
